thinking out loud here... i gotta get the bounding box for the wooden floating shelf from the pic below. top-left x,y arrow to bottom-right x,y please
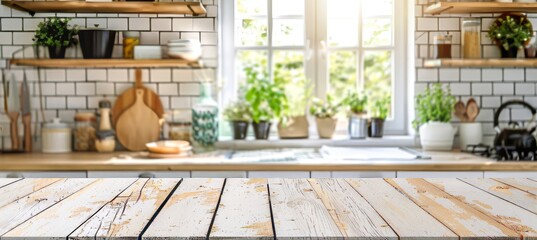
1,1 -> 206,16
9,59 -> 201,68
423,59 -> 537,68
425,2 -> 537,15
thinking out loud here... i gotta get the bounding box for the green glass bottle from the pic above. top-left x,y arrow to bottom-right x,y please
192,83 -> 219,150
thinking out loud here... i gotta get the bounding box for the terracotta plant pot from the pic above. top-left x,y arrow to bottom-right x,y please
315,117 -> 337,139
252,121 -> 271,140
231,121 -> 249,140
277,116 -> 309,139
368,118 -> 385,138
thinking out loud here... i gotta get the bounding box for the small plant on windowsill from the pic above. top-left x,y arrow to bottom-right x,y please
33,17 -> 79,59
368,95 -> 390,138
413,84 -> 456,151
223,99 -> 251,140
276,76 -> 313,140
310,93 -> 342,139
344,90 -> 368,139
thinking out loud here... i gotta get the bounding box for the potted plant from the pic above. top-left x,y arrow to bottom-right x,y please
345,91 -> 368,139
310,93 -> 341,139
33,17 -> 79,59
413,84 -> 457,151
368,95 -> 390,138
223,100 -> 251,140
276,76 -> 312,139
488,14 -> 533,58
244,66 -> 288,140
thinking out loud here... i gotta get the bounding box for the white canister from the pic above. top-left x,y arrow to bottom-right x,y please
458,122 -> 483,150
419,122 -> 457,151
41,118 -> 72,153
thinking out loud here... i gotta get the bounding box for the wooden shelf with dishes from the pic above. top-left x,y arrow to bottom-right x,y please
425,1 -> 537,15
1,0 -> 206,16
423,59 -> 537,68
9,59 -> 202,69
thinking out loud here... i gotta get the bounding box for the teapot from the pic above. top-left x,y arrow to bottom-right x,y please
493,100 -> 537,158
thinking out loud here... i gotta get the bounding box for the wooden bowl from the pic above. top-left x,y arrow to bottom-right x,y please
146,140 -> 190,154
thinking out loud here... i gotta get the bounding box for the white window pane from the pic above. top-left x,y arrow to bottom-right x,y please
235,19 -> 268,46
273,19 -> 304,46
364,50 -> 392,117
329,51 -> 357,103
363,17 -> 392,47
328,18 -> 358,47
235,0 -> 267,16
328,0 -> 359,18
273,0 -> 304,16
363,0 -> 393,18
236,50 -> 268,85
273,51 -> 307,116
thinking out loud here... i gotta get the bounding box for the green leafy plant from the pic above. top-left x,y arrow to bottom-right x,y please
33,17 -> 78,48
412,84 -> 456,130
344,90 -> 368,115
370,95 -> 391,120
310,93 -> 342,119
244,65 -> 288,124
223,100 -> 251,122
488,15 -> 533,51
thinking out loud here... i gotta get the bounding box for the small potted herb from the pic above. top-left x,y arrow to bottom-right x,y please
345,91 -> 368,139
310,93 -> 341,139
244,66 -> 288,140
276,76 -> 313,139
368,96 -> 390,138
33,17 -> 79,59
488,14 -> 533,58
413,84 -> 457,151
223,100 -> 251,140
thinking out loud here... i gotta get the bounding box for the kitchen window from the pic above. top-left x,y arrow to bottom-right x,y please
220,0 -> 408,135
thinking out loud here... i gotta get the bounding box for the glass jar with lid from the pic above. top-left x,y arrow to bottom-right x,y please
433,34 -> 452,59
169,121 -> 192,142
462,18 -> 482,59
73,112 -> 97,151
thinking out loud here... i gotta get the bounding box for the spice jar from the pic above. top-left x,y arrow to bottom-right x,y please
169,121 -> 192,142
433,34 -> 452,59
462,18 -> 481,59
123,31 -> 140,59
74,113 -> 97,151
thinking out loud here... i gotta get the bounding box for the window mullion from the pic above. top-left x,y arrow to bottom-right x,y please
316,0 -> 328,99
268,0 -> 274,82
357,0 -> 364,91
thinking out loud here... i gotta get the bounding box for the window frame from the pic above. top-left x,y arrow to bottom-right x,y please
220,0 -> 408,136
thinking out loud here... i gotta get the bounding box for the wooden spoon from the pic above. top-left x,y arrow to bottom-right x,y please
466,98 -> 480,122
454,101 -> 468,122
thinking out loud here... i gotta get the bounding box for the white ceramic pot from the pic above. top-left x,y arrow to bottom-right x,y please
419,122 -> 456,151
458,122 -> 483,150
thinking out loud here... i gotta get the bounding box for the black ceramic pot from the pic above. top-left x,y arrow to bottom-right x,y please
231,121 -> 249,140
368,118 -> 385,138
48,46 -> 66,59
500,47 -> 519,58
78,28 -> 116,59
252,121 -> 271,140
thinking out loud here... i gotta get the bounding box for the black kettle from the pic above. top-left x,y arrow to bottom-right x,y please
493,100 -> 537,158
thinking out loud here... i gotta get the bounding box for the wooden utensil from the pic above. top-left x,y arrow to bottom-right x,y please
466,98 -> 480,122
116,89 -> 160,151
112,69 -> 164,127
20,73 -> 32,152
454,101 -> 468,122
6,73 -> 20,150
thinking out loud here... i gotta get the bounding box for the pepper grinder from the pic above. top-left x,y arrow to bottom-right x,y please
95,99 -> 116,152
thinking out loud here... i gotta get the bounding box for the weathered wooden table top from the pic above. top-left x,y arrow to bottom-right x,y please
0,178 -> 536,239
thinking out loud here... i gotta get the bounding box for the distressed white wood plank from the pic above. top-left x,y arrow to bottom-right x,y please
3,178 -> 137,240
345,178 -> 458,240
142,178 -> 225,240
268,178 -> 343,240
0,179 -> 96,236
462,178 -> 537,215
70,178 -> 180,240
387,178 -> 519,239
0,178 -> 62,208
426,178 -> 537,239
494,178 -> 537,196
308,178 -> 398,239
0,179 -> 21,189
210,178 -> 273,240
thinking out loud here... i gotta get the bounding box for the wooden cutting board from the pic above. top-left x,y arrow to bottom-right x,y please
116,89 -> 160,151
112,69 -> 164,128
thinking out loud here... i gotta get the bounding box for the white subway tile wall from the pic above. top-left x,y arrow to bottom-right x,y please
416,1 -> 537,138
0,0 -> 217,150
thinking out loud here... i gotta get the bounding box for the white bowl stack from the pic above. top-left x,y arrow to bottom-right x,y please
167,39 -> 202,61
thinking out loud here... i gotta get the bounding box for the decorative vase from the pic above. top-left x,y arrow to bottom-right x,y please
500,46 -> 519,58
252,121 -> 271,140
348,114 -> 368,139
277,116 -> 309,139
48,46 -> 66,59
458,122 -> 483,150
192,83 -> 219,150
316,117 -> 337,139
231,121 -> 249,140
419,122 -> 456,151
368,118 -> 385,138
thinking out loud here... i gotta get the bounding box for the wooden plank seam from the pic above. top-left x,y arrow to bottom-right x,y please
205,178 -> 227,239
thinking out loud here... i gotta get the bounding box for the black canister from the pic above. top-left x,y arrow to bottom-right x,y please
78,24 -> 116,59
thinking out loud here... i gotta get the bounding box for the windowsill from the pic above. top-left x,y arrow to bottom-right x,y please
216,135 -> 418,150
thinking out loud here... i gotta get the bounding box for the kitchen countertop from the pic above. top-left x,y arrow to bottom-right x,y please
1,149 -> 537,171
0,178 -> 536,239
